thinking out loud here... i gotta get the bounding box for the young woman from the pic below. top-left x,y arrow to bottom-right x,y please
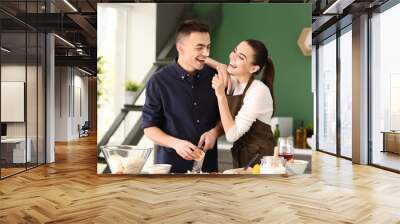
206,39 -> 276,168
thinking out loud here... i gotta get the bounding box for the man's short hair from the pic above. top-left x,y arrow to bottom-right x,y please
176,19 -> 210,42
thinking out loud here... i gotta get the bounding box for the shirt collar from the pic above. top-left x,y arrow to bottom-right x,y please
172,58 -> 200,80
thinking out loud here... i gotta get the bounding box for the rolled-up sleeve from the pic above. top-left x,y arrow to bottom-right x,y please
142,76 -> 164,129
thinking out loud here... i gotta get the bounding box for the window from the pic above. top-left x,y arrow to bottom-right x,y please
371,2 -> 400,171
0,2 -> 46,179
339,28 -> 352,158
317,36 -> 337,154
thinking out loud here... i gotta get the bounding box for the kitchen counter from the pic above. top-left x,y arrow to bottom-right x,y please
218,141 -> 312,173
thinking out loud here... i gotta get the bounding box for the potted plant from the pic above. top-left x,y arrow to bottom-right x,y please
97,56 -> 107,108
124,80 -> 143,105
305,122 -> 313,138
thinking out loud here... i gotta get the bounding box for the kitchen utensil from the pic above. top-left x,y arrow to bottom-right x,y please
260,156 -> 286,174
285,160 -> 308,175
244,153 -> 260,170
191,148 -> 205,173
278,137 -> 294,161
101,145 -> 152,174
147,164 -> 172,174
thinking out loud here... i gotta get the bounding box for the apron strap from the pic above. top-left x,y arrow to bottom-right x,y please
238,76 -> 255,103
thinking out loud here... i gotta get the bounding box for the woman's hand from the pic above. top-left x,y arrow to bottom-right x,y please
212,73 -> 226,98
216,65 -> 232,94
206,57 -> 232,94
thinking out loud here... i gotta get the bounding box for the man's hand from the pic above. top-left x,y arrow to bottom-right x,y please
173,139 -> 203,160
197,129 -> 218,151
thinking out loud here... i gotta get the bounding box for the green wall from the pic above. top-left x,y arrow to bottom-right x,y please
194,3 -> 312,133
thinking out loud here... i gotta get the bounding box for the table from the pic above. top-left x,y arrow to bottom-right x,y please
1,138 -> 32,163
382,131 -> 400,154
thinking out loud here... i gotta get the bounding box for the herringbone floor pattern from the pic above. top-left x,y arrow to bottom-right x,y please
1,134 -> 400,223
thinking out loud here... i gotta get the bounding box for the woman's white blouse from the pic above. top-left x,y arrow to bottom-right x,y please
225,78 -> 273,143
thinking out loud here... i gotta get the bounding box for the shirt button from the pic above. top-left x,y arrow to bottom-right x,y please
196,119 -> 200,124
193,102 -> 197,106
192,85 -> 194,89
197,75 -> 200,78
181,75 -> 185,79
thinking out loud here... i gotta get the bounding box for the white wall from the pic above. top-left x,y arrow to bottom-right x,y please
1,65 -> 34,137
1,65 -> 26,140
55,67 -> 69,141
72,72 -> 89,138
1,64 -> 46,163
1,66 -> 25,125
55,67 -> 89,141
97,3 -> 156,145
124,5 -> 157,143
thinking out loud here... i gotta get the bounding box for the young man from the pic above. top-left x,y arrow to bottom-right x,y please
142,20 -> 223,173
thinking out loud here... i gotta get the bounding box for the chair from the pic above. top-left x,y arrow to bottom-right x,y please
79,121 -> 90,138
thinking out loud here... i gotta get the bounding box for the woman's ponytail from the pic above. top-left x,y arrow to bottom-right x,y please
245,39 -> 275,116
260,57 -> 275,116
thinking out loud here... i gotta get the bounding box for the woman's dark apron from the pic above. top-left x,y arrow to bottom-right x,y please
227,77 -> 275,168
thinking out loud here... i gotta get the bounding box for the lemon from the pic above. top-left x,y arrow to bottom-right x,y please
252,164 -> 260,174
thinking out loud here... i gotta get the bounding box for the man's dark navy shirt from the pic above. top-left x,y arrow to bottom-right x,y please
142,60 -> 219,173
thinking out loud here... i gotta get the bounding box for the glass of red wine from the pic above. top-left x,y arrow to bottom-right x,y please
278,137 -> 294,162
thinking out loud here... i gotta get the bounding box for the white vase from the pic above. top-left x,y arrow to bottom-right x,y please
306,135 -> 315,150
125,91 -> 138,105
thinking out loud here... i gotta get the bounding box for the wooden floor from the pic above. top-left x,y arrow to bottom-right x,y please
1,163 -> 44,178
1,167 -> 26,177
372,150 -> 400,171
1,135 -> 400,223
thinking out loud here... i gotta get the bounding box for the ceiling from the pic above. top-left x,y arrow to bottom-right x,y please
1,0 -> 395,73
311,0 -> 391,43
0,0 -> 99,73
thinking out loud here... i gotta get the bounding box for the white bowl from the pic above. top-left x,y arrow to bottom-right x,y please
147,164 -> 172,174
101,145 -> 152,174
286,160 -> 308,175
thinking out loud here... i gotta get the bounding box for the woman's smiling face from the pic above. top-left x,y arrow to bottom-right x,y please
227,41 -> 260,77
